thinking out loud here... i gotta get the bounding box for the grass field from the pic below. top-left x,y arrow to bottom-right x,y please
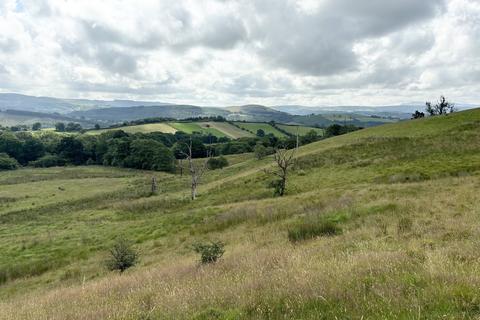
168,122 -> 228,138
235,122 -> 288,138
89,123 -> 177,135
276,124 -> 324,136
1,109 -> 480,319
206,122 -> 254,138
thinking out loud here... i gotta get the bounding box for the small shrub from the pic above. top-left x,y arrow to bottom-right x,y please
30,154 -> 66,168
207,156 -> 229,170
288,219 -> 341,243
193,241 -> 225,264
106,237 -> 139,273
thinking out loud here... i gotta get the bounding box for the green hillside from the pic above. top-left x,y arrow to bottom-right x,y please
276,124 -> 324,136
235,122 -> 288,137
168,122 -> 228,137
89,123 -> 177,135
1,109 -> 480,319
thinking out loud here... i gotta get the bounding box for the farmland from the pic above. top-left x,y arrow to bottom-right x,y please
87,121 -> 323,139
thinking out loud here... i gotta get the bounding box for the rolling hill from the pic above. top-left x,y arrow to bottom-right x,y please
88,121 -> 323,139
1,109 -> 479,319
1,93 -> 406,128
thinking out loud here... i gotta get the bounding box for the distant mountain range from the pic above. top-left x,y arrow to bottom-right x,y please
0,93 -> 477,129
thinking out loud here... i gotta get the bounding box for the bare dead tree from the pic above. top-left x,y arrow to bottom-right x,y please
267,130 -> 299,196
426,96 -> 455,116
180,138 -> 210,200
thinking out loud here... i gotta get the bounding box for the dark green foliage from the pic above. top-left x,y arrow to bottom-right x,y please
0,153 -> 19,170
106,238 -> 139,273
17,135 -> 45,165
288,219 -> 342,242
0,131 -> 22,159
253,143 -> 274,160
325,124 -> 361,137
31,122 -> 42,131
256,129 -> 265,137
30,154 -> 66,168
55,122 -> 65,132
301,130 -> 319,144
193,241 -> 225,264
124,139 -> 175,171
207,156 -> 228,170
65,122 -> 83,132
412,110 -> 425,119
268,179 -> 284,196
172,139 -> 207,159
56,136 -> 86,165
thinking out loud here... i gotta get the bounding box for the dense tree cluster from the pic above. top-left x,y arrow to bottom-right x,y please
0,123 -> 357,172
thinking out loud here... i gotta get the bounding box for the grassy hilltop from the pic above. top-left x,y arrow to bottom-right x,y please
0,109 -> 480,319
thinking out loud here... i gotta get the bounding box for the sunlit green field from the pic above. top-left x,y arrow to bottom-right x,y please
276,124 -> 324,136
235,122 -> 288,137
89,123 -> 177,135
1,109 -> 480,319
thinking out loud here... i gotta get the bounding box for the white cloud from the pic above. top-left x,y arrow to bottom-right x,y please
0,0 -> 479,106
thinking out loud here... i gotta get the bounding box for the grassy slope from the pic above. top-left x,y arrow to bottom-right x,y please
206,122 -> 254,138
236,122 -> 288,138
276,124 -> 324,136
1,110 -> 480,319
89,123 -> 177,135
168,122 -> 228,138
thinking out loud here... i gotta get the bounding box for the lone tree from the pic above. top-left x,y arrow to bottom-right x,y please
31,122 -> 42,131
266,133 -> 299,197
425,96 -> 455,116
180,138 -> 210,200
106,237 -> 138,273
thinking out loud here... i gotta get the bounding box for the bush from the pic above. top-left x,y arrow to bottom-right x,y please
207,156 -> 229,170
193,241 -> 225,264
0,153 -> 19,170
106,238 -> 139,273
30,154 -> 66,168
288,219 -> 341,243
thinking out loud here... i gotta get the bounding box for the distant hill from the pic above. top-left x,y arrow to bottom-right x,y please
0,93 -> 173,114
68,105 -> 229,124
9,93 -> 477,128
0,109 -> 94,127
226,104 -> 292,122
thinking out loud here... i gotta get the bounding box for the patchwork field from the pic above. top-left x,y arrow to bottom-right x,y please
1,109 -> 480,319
87,121 -> 323,139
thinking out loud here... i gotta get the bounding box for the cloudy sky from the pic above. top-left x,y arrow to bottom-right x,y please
0,0 -> 479,106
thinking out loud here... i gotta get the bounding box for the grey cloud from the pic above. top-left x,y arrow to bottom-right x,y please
250,0 -> 446,76
197,15 -> 247,49
0,38 -> 19,53
60,38 -> 138,75
80,21 -> 164,50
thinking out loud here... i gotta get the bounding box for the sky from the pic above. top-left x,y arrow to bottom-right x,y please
0,0 -> 479,107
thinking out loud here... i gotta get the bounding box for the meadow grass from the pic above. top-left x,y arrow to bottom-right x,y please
235,122 -> 288,138
0,109 -> 479,319
276,124 -> 324,136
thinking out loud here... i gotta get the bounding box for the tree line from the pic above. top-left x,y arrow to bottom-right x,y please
0,123 -> 358,172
